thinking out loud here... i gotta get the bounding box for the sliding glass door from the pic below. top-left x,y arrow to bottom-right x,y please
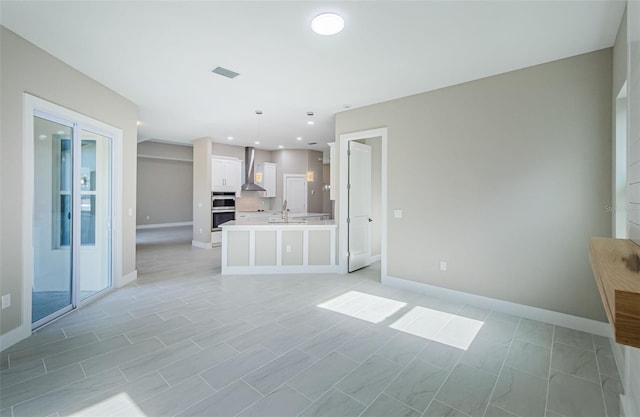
32,114 -> 112,328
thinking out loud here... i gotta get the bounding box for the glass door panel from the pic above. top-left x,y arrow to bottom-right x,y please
32,116 -> 74,324
79,130 -> 112,301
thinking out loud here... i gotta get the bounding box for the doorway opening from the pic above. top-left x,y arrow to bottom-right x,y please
283,174 -> 307,213
24,94 -> 122,331
338,128 -> 387,279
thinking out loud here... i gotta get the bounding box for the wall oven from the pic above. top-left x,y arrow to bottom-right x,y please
212,192 -> 236,231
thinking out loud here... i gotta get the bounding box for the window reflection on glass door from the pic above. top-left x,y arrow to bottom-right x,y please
32,117 -> 74,324
79,130 -> 111,301
32,115 -> 113,328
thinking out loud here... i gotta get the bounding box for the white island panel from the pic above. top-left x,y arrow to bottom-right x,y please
220,220 -> 337,275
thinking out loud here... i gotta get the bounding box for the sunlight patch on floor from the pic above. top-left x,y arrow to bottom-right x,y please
317,290 -> 407,323
68,392 -> 147,417
390,306 -> 483,350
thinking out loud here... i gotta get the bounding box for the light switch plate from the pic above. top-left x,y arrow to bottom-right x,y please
1,294 -> 10,309
394,209 -> 403,218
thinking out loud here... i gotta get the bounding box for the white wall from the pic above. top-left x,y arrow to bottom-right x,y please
335,49 -> 612,322
0,27 -> 138,339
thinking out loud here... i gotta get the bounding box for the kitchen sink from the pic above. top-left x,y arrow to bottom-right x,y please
267,219 -> 307,224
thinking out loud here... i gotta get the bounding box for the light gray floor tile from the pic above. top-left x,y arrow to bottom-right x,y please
155,317 -> 222,346
417,341 -> 464,371
546,411 -> 565,417
288,352 -> 358,400
504,340 -> 550,379
374,332 -> 427,366
547,370 -> 606,417
601,374 -> 623,417
0,352 -> 8,371
124,315 -> 191,343
298,326 -> 355,358
116,375 -> 215,417
474,315 -> 518,346
361,393 -> 421,417
176,380 -> 262,417
336,328 -> 392,362
94,314 -> 164,340
58,372 -> 170,417
336,354 -> 403,406
515,319 -> 553,348
158,342 -> 238,385
484,405 -> 520,417
228,322 -> 286,351
260,323 -> 322,355
490,366 -> 547,417
200,345 -> 276,390
0,407 -> 11,417
596,342 -> 620,379
237,385 -> 311,417
119,339 -> 202,380
299,388 -> 366,417
434,364 -> 497,417
384,358 -> 449,412
3,329 -> 67,355
593,335 -> 611,348
243,348 -> 317,395
0,358 -> 45,389
12,368 -> 126,417
8,333 -> 98,367
459,337 -> 509,375
192,320 -> 256,349
554,326 -> 594,351
81,338 -> 164,376
423,400 -> 471,417
457,305 -> 491,321
44,335 -> 130,372
62,312 -> 135,338
0,364 -> 85,408
551,343 -> 599,383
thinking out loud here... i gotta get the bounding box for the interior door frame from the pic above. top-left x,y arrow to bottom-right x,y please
338,127 -> 387,276
21,94 -> 123,335
283,174 -> 307,213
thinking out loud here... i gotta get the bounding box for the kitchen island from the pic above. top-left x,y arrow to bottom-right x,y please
220,219 -> 337,275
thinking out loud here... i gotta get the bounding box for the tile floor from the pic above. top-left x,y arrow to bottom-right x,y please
0,227 -> 624,417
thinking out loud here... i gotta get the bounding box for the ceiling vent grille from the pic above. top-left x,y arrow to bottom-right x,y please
211,66 -> 240,79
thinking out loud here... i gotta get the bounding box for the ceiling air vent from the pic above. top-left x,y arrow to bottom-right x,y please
211,66 -> 239,79
307,142 -> 317,146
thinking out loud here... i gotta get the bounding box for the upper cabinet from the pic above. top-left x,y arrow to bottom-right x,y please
256,162 -> 276,197
212,155 -> 242,194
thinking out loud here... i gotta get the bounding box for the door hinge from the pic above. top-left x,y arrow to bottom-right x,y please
347,150 -> 351,156
347,183 -> 351,190
347,217 -> 350,224
346,252 -> 350,258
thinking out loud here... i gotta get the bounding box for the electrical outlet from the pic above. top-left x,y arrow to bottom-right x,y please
394,209 -> 403,218
1,294 -> 10,309
286,244 -> 292,253
439,261 -> 447,271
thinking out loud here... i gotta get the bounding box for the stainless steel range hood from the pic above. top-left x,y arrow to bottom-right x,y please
241,147 -> 266,192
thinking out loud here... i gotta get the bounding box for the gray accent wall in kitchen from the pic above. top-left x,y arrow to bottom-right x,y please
335,48 -> 612,321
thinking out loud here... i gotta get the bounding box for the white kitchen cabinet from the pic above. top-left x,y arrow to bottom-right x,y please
212,156 -> 242,194
255,162 -> 277,197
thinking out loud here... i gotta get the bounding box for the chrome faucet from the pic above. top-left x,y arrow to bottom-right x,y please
282,200 -> 289,222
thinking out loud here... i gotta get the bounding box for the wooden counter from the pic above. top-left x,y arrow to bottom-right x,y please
589,237 -> 640,348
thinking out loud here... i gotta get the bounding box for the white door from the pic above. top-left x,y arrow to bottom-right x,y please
348,141 -> 372,272
284,174 -> 307,213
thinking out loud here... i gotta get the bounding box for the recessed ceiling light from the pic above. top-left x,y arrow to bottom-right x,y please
56,130 -> 65,135
307,121 -> 314,125
38,134 -> 47,140
311,13 -> 344,36
297,137 -> 302,141
278,145 -> 284,149
136,121 -> 142,126
254,141 -> 260,145
227,136 -> 234,140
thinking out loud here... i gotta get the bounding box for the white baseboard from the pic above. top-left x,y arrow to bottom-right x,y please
192,240 -> 212,249
136,222 -> 192,230
118,270 -> 137,288
369,254 -> 382,264
383,275 -> 612,337
222,265 -> 339,275
0,324 -> 31,351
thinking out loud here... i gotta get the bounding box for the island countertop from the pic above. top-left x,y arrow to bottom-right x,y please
220,219 -> 336,228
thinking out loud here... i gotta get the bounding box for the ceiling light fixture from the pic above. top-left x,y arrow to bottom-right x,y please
307,121 -> 314,125
38,134 -> 47,140
278,145 -> 284,149
255,141 -> 260,145
227,136 -> 234,141
297,137 -> 302,141
311,13 -> 344,36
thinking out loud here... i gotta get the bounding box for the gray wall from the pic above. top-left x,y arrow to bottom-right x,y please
137,142 -> 193,226
0,27 -> 138,336
335,49 -> 612,321
307,150 -> 324,213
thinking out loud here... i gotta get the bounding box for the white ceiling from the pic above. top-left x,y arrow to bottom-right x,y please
1,1 -> 626,151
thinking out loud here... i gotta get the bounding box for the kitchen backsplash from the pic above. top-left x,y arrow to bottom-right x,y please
235,192 -> 273,211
